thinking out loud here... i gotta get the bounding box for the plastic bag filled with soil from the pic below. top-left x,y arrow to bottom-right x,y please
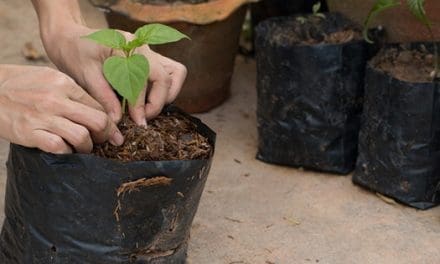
354,43 -> 440,209
251,0 -> 328,25
255,13 -> 367,174
0,107 -> 216,263
248,0 -> 328,56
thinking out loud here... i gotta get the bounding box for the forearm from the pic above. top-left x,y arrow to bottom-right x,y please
31,0 -> 85,41
0,65 -> 7,86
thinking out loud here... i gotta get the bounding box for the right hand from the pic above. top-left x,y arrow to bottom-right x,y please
0,65 -> 124,154
40,24 -> 187,126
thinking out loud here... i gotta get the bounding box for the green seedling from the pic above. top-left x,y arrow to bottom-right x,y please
363,0 -> 439,80
296,1 -> 326,24
312,1 -> 326,19
83,24 -> 189,112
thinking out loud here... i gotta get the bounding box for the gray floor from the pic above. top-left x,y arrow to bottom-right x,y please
0,1 -> 439,263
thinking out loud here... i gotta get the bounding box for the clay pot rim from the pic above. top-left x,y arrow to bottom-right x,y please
92,0 -> 256,25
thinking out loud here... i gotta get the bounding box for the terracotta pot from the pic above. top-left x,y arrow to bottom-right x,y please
92,0 -> 253,113
327,0 -> 440,42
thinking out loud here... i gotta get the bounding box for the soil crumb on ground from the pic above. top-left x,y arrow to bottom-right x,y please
267,13 -> 362,46
371,44 -> 437,83
93,112 -> 212,161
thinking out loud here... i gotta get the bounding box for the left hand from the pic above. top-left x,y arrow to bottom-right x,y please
41,24 -> 187,126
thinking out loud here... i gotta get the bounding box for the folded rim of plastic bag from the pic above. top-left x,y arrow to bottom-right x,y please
90,0 -> 257,25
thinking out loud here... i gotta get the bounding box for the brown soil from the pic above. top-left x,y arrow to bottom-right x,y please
93,112 -> 212,161
371,44 -> 436,83
269,13 -> 362,46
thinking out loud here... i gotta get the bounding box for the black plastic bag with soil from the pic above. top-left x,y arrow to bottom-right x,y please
251,0 -> 328,25
246,0 -> 328,56
255,13 -> 367,174
353,43 -> 440,209
0,106 -> 216,263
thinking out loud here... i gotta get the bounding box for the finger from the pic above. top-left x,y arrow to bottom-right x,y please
61,100 -> 124,146
81,65 -> 123,123
161,57 -> 187,103
46,116 -> 93,154
31,130 -> 72,154
145,69 -> 172,120
65,80 -> 105,112
128,88 -> 147,126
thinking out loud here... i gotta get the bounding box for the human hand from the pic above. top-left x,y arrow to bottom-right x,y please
41,24 -> 187,126
0,65 -> 124,154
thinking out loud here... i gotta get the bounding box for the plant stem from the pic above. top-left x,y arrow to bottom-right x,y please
434,42 -> 439,80
428,29 -> 439,81
122,98 -> 127,115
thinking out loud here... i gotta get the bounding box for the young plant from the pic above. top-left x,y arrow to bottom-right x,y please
363,0 -> 439,80
83,24 -> 189,112
312,1 -> 326,19
297,1 -> 326,24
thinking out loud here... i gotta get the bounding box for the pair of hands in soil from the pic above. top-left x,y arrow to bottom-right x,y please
0,1 -> 187,154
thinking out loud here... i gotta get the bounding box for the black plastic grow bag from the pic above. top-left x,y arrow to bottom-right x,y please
0,107 -> 216,263
354,61 -> 440,209
255,14 -> 367,174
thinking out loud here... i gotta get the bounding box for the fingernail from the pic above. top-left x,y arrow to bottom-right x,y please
139,118 -> 147,127
110,131 -> 124,146
134,109 -> 147,126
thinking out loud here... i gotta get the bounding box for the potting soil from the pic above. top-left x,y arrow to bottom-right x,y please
371,44 -> 438,83
265,13 -> 362,46
94,111 -> 212,162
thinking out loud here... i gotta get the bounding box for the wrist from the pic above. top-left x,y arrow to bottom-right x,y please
41,21 -> 87,49
0,65 -> 15,87
40,22 -> 92,69
32,0 -> 86,47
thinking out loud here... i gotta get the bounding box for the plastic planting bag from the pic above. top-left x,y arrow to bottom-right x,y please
354,54 -> 440,209
0,108 -> 216,263
255,14 -> 367,174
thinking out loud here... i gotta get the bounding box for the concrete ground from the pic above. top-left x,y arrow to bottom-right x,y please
0,1 -> 439,263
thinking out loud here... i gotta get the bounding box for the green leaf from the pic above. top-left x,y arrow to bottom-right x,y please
315,13 -> 326,19
103,54 -> 149,105
406,0 -> 432,29
134,23 -> 190,45
82,29 -> 126,49
363,0 -> 401,43
123,38 -> 144,52
296,16 -> 307,24
313,2 -> 321,14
